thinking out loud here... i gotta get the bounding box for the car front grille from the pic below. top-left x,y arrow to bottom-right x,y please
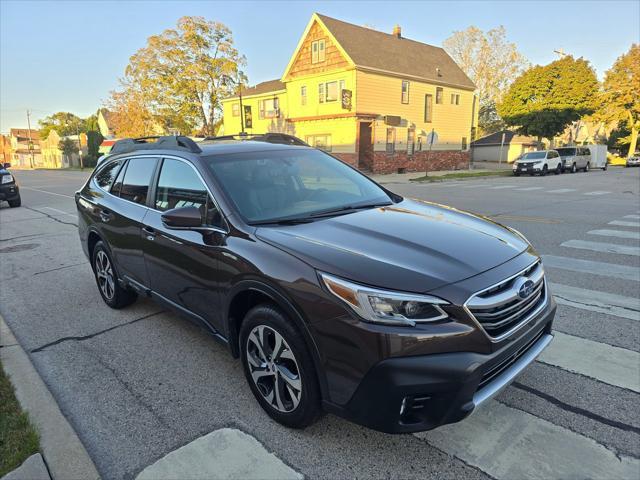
466,261 -> 546,339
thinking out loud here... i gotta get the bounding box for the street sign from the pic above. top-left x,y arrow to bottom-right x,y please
426,130 -> 438,146
341,89 -> 352,110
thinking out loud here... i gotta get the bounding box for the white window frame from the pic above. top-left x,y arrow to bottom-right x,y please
401,80 -> 410,104
301,86 -> 307,106
232,103 -> 240,117
259,97 -> 279,119
311,39 -> 326,64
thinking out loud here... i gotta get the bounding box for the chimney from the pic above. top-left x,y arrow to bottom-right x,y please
392,24 -> 402,38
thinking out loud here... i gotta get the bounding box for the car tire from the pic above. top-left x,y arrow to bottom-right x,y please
584,162 -> 590,172
513,172 -> 520,177
8,197 -> 21,208
555,163 -> 562,175
240,304 -> 322,429
541,165 -> 548,176
603,163 -> 608,171
92,241 -> 137,309
571,163 -> 577,173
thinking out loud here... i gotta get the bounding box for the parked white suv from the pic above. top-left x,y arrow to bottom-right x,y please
555,146 -> 591,173
513,150 -> 563,176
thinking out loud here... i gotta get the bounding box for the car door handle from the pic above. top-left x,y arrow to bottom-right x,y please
99,209 -> 112,222
142,226 -> 156,241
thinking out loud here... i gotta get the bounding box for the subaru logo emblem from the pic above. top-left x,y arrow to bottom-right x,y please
515,278 -> 535,299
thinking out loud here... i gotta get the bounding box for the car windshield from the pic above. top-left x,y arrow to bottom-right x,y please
555,148 -> 576,157
204,148 -> 393,224
522,152 -> 547,160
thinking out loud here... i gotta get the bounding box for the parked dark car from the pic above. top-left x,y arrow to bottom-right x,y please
0,162 -> 21,208
76,136 -> 555,433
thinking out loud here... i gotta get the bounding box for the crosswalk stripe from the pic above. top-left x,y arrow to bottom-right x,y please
539,332 -> 640,392
583,191 -> 611,196
417,401 -> 640,479
624,214 -> 640,219
547,188 -> 576,193
549,282 -> 640,321
542,255 -> 640,282
588,229 -> 640,240
489,185 -> 516,189
561,239 -> 640,256
514,187 -> 544,191
609,220 -> 640,228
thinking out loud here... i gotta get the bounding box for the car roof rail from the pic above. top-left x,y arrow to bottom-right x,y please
110,135 -> 202,155
203,132 -> 309,146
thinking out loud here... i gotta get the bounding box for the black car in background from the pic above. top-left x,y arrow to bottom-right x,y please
0,162 -> 21,208
76,135 -> 555,433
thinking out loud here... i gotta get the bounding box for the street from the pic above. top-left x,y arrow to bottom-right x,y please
1,167 -> 639,479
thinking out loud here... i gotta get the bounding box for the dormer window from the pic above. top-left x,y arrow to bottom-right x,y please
312,39 -> 326,63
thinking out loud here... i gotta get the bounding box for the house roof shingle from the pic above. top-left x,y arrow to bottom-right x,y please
471,130 -> 538,147
227,79 -> 286,100
316,14 -> 475,90
10,128 -> 40,141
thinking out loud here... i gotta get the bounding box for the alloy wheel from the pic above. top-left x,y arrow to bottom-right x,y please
246,325 -> 302,413
95,250 -> 115,300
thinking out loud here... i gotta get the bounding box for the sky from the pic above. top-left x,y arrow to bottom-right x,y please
1,0 -> 638,131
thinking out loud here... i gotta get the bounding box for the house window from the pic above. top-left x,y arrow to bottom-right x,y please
436,87 -> 443,104
232,103 -> 240,117
450,93 -> 460,105
424,94 -> 433,123
401,80 -> 410,104
318,81 -> 340,103
407,128 -> 415,155
462,137 -> 468,150
386,128 -> 395,154
259,98 -> 279,119
301,86 -> 307,106
311,39 -> 326,63
306,134 -> 331,151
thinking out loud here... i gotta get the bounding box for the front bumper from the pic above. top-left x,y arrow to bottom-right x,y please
0,182 -> 20,201
325,304 -> 555,433
514,163 -> 542,173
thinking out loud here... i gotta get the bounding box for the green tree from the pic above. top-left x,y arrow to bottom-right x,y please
39,112 -> 86,139
498,56 -> 599,144
58,137 -> 77,163
444,26 -> 528,135
112,16 -> 246,135
85,130 -> 104,167
600,44 -> 640,157
85,114 -> 100,133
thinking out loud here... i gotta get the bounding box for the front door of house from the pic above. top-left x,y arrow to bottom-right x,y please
358,122 -> 373,171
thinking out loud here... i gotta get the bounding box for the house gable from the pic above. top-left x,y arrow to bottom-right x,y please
282,15 -> 353,80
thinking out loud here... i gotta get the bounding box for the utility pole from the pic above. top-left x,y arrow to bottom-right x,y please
26,110 -> 35,168
238,81 -> 245,134
76,126 -> 84,170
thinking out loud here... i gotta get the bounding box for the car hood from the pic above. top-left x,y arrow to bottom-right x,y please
256,198 -> 529,293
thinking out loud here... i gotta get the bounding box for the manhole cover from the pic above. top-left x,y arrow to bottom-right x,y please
0,243 -> 39,253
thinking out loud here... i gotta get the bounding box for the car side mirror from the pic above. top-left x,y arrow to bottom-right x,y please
161,206 -> 203,229
3,162 -> 10,169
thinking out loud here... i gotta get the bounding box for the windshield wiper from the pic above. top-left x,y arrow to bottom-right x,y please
250,217 -> 316,226
309,202 -> 392,218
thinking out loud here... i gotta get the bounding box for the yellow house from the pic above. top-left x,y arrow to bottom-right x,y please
40,130 -> 88,168
222,13 -> 477,173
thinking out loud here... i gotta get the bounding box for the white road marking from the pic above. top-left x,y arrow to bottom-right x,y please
609,220 -> 640,228
561,239 -> 640,256
588,229 -> 640,240
21,187 -> 73,199
546,188 -> 576,193
514,187 -> 544,191
136,428 -> 302,480
40,207 -> 77,218
549,282 -> 640,321
540,332 -> 640,393
489,185 -> 516,189
418,401 -> 640,480
624,214 -> 640,219
542,255 -> 640,282
583,191 -> 611,196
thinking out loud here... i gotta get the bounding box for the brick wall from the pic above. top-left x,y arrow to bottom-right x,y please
372,150 -> 469,174
333,152 -> 358,167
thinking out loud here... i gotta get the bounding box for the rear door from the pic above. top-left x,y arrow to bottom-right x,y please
142,157 -> 227,332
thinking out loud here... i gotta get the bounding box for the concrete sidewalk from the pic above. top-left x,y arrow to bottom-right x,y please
0,315 -> 99,480
369,164 -> 511,184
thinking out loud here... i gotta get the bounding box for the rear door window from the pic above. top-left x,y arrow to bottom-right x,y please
110,160 -> 128,197
120,157 -> 158,205
94,160 -> 123,192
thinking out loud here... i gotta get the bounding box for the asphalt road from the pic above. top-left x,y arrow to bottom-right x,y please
1,166 -> 639,480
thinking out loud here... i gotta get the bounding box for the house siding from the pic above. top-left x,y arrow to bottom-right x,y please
286,21 -> 350,79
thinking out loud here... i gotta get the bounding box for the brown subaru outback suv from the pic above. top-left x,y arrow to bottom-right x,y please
76,135 -> 555,433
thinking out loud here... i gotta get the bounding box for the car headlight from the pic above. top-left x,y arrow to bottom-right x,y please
319,272 -> 449,326
1,174 -> 14,184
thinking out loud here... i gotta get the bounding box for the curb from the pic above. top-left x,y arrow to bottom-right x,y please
0,314 -> 100,480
